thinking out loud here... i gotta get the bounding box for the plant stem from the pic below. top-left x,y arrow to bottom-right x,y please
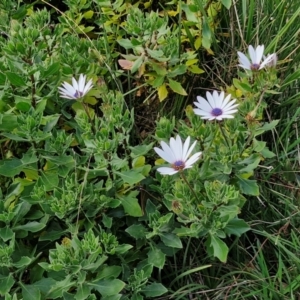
180,171 -> 200,203
82,102 -> 96,135
218,122 -> 230,148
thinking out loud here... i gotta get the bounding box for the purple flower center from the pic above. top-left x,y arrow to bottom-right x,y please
74,90 -> 83,98
172,160 -> 185,171
211,108 -> 223,117
251,63 -> 260,71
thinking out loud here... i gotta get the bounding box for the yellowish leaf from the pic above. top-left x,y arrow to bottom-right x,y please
158,84 -> 168,102
188,65 -> 205,74
194,37 -> 202,50
155,158 -> 165,166
185,59 -> 199,66
133,156 -> 145,168
83,10 -> 94,19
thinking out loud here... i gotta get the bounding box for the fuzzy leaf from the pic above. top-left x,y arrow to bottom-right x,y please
141,283 -> 168,297
89,279 -> 125,296
158,84 -> 168,101
237,176 -> 259,196
6,72 -> 26,86
168,79 -> 187,96
119,192 -> 143,217
147,248 -> 166,269
206,235 -> 228,262
115,170 -> 145,185
224,218 -> 250,237
160,233 -> 182,248
0,273 -> 15,294
126,224 -> 147,239
221,0 -> 232,9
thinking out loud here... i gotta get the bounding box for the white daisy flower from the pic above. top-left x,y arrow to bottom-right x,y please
58,74 -> 93,99
193,90 -> 238,121
154,135 -> 202,175
238,45 -> 276,71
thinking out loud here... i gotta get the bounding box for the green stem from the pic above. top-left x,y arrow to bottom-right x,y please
82,102 -> 96,135
218,121 -> 230,148
180,171 -> 200,203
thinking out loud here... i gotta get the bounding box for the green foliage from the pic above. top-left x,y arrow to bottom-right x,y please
0,0 -> 299,298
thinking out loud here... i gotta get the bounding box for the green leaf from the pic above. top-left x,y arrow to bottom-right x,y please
43,114 -> 61,133
119,192 -> 143,217
168,79 -> 187,96
238,154 -> 261,173
44,62 -> 61,77
20,283 -> 41,300
260,147 -> 275,158
115,244 -> 133,254
75,284 -> 90,300
0,114 -> 18,131
115,170 -> 145,185
46,276 -> 74,298
89,279 -> 125,296
168,65 -> 187,77
0,226 -> 14,241
236,175 -> 259,196
147,248 -> 165,269
224,218 -> 250,237
0,72 -> 6,85
254,120 -> 279,136
221,0 -> 232,9
130,144 -> 154,158
0,159 -> 23,177
0,273 -> 15,294
117,39 -> 134,49
14,221 -> 46,233
141,283 -> 168,297
32,278 -> 57,295
15,96 -> 31,112
206,235 -> 228,262
126,224 -> 147,239
39,172 -> 59,191
131,56 -> 144,74
96,266 -> 122,280
5,72 -> 26,87
159,233 -> 182,249
12,256 -> 32,268
102,296 -> 122,300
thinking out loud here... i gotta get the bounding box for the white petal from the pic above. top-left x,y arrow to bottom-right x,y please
195,96 -> 212,112
83,79 -> 93,94
184,140 -> 197,161
170,136 -> 182,161
154,147 -> 175,164
193,108 -> 212,117
255,45 -> 264,64
219,114 -> 235,119
206,91 -> 217,108
213,91 -> 223,108
78,74 -> 86,91
259,54 -> 275,69
223,109 -> 238,115
238,52 -> 251,69
220,94 -> 231,109
248,45 -> 256,64
61,82 -> 76,94
72,77 -> 79,92
182,136 -> 191,161
185,152 -> 202,167
223,100 -> 238,111
157,167 -> 178,175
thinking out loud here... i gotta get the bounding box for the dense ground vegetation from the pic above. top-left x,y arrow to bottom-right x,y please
0,0 -> 299,299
